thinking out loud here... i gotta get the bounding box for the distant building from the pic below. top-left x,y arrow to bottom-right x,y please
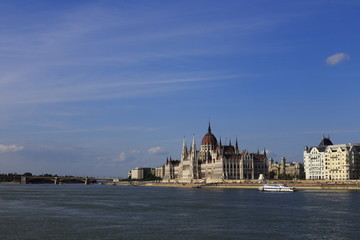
129,168 -> 144,180
304,137 -> 360,180
303,137 -> 332,180
129,168 -> 155,180
163,157 -> 180,180
154,165 -> 165,179
268,157 -> 304,179
161,124 -> 268,183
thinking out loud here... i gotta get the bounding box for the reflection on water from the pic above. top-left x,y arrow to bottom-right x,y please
0,185 -> 359,240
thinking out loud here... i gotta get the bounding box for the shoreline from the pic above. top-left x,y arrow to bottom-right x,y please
5,180 -> 360,190
115,180 -> 360,190
0,181 -> 20,184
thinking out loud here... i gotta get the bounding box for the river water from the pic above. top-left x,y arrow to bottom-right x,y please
0,184 -> 359,240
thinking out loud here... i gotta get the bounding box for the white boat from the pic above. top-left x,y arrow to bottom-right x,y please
258,184 -> 295,192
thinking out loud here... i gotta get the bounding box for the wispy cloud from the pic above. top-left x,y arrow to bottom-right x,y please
326,53 -> 350,65
115,152 -> 127,163
265,149 -> 278,159
0,144 -> 24,153
148,146 -> 167,155
0,73 -> 248,105
302,129 -> 360,135
24,126 -> 157,135
130,149 -> 142,155
0,2 -> 276,106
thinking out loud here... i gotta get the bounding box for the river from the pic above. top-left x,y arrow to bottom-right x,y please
0,184 -> 359,240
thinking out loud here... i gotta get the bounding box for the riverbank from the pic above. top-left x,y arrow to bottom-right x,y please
115,180 -> 360,190
7,179 -> 360,190
0,181 -> 20,184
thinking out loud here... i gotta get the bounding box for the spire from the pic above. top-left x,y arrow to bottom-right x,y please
263,148 -> 267,157
229,138 -> 232,146
235,138 -> 239,152
181,137 -> 188,160
208,122 -> 212,133
219,137 -> 222,146
192,135 -> 196,152
182,137 -> 187,151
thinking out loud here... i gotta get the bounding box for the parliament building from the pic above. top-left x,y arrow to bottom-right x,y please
160,124 -> 268,183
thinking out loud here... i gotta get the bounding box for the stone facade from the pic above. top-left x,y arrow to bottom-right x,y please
129,167 -> 156,180
161,124 -> 268,183
130,168 -> 144,180
154,165 -> 165,179
304,137 -> 360,180
268,157 -> 304,179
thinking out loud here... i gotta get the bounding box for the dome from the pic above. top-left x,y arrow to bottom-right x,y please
201,132 -> 218,146
201,124 -> 218,146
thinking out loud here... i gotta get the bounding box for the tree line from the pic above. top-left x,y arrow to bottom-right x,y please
0,173 -> 83,183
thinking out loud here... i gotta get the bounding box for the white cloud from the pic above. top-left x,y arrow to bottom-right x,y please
115,152 -> 127,162
265,149 -> 278,159
0,144 -> 24,153
130,149 -> 142,155
97,156 -> 111,161
326,53 -> 350,65
148,146 -> 167,155
0,2 -> 270,106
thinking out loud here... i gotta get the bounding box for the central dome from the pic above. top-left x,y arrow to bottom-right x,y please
201,124 -> 218,146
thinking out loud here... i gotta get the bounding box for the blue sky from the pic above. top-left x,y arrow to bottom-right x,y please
1,0 -> 359,178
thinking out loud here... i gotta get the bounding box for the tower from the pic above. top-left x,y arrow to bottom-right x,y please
190,135 -> 199,180
181,137 -> 188,161
235,138 -> 239,154
281,157 -> 286,175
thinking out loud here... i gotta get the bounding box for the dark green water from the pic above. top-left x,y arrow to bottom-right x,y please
0,184 -> 359,240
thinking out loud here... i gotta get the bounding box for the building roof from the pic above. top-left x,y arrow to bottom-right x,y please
201,123 -> 218,146
319,136 -> 333,146
307,136 -> 334,153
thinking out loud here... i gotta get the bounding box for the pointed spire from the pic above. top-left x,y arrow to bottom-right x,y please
181,137 -> 188,161
235,138 -> 239,151
182,137 -> 187,151
229,138 -> 232,146
219,137 -> 222,146
263,148 -> 267,157
208,122 -> 212,133
192,134 -> 196,152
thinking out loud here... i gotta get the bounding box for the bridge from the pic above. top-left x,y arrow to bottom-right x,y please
21,176 -> 115,185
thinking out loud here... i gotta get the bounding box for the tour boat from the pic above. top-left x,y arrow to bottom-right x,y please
258,184 -> 295,192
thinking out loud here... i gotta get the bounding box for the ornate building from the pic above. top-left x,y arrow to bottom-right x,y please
303,136 -> 332,180
304,136 -> 360,180
268,157 -> 304,179
162,124 -> 268,183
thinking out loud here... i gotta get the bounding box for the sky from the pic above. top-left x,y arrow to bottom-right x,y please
1,0 -> 360,178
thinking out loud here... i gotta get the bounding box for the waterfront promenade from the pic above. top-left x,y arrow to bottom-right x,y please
5,177 -> 360,190
118,180 -> 360,190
